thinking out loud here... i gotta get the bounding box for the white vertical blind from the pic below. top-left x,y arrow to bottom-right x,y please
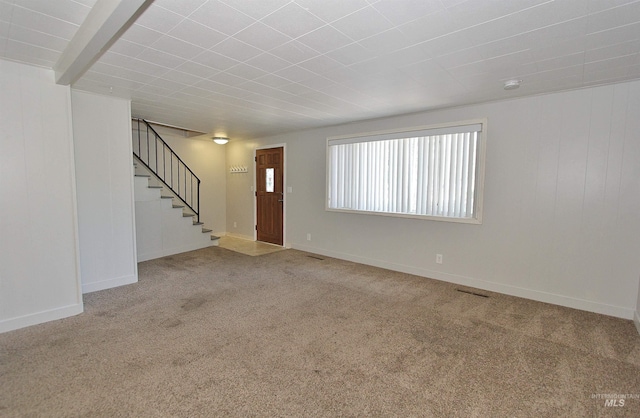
327,124 -> 481,219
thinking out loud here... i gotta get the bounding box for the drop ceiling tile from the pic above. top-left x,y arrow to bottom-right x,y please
13,0 -> 91,25
99,52 -> 171,77
534,52 -> 585,72
358,28 -> 410,55
175,60 -> 220,78
260,2 -> 326,39
297,25 -> 354,54
137,48 -> 184,69
226,63 -> 268,80
434,47 -> 485,70
529,37 -> 587,62
297,74 -> 337,91
192,78 -> 228,92
0,21 -> 8,38
277,82 -> 316,96
7,5 -> 79,40
147,76 -> 190,92
584,54 -> 638,73
109,38 -> 146,58
121,24 -> 165,46
211,37 -> 262,62
136,84 -> 178,98
90,62 -> 154,84
326,42 -> 373,66
585,39 -> 640,63
135,4 -> 184,33
220,0 -> 290,20
268,40 -> 319,64
159,69 -> 204,86
208,71 -> 247,87
321,66 -> 363,85
297,55 -> 344,75
294,0 -> 370,23
7,24 -> 67,52
81,70 -> 145,91
371,0 -> 444,25
150,36 -> 205,60
190,50 -> 239,71
397,10 -> 456,43
586,21 -> 640,49
274,65 -> 317,83
190,0 -> 256,36
583,66 -> 631,84
445,0 -> 554,29
233,22 -> 291,51
330,6 -> 392,41
418,31 -> 474,59
152,0 -> 208,17
245,53 -> 290,73
586,1 -> 640,34
4,39 -> 59,62
253,73 -> 290,88
168,19 -> 227,49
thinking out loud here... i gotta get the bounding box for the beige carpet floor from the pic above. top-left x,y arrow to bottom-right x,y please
1,247 -> 639,417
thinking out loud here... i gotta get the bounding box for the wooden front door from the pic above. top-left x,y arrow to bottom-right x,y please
256,147 -> 284,246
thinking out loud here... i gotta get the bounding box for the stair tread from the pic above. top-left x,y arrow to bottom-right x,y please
182,213 -> 194,217
202,228 -> 212,233
148,185 -> 162,189
172,205 -> 184,208
211,235 -> 220,240
160,196 -> 173,199
193,222 -> 204,225
135,174 -> 150,177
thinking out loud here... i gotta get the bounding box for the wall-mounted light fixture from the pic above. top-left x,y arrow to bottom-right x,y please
212,136 -> 229,145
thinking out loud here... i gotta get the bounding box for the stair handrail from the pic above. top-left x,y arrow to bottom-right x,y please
132,118 -> 201,222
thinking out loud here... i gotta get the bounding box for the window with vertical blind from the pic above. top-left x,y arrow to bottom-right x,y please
326,120 -> 486,223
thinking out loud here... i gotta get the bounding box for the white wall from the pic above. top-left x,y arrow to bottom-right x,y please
72,90 -> 138,293
0,60 -> 83,333
227,80 -> 640,319
147,125 -> 227,236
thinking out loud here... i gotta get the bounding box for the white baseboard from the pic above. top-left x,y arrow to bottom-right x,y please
137,241 -> 213,262
634,310 -> 640,336
292,243 -> 636,320
0,303 -> 84,334
82,274 -> 137,294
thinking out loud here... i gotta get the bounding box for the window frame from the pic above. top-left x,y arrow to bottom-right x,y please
325,119 -> 487,224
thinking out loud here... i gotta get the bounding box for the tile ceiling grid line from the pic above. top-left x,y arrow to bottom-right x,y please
9,2 -> 84,28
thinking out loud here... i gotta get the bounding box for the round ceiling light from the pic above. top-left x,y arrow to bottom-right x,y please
212,137 -> 229,145
504,79 -> 522,90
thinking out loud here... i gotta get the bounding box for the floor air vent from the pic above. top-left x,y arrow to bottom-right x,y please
456,289 -> 489,298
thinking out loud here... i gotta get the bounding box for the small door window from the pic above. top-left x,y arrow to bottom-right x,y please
266,168 -> 274,192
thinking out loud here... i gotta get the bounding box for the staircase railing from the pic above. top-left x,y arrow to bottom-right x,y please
132,118 -> 200,222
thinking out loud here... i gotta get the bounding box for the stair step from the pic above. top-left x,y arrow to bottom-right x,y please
193,221 -> 204,225
182,213 -> 194,217
202,228 -> 212,233
135,174 -> 150,177
148,185 -> 162,189
211,235 -> 220,241
172,204 -> 184,209
160,196 -> 173,199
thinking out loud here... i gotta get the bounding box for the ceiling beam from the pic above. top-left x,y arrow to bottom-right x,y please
54,0 -> 153,85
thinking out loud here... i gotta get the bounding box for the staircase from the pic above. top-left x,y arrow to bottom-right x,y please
132,119 -> 219,262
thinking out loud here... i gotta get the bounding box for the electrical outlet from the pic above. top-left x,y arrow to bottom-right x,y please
436,254 -> 443,264
306,233 -> 311,241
